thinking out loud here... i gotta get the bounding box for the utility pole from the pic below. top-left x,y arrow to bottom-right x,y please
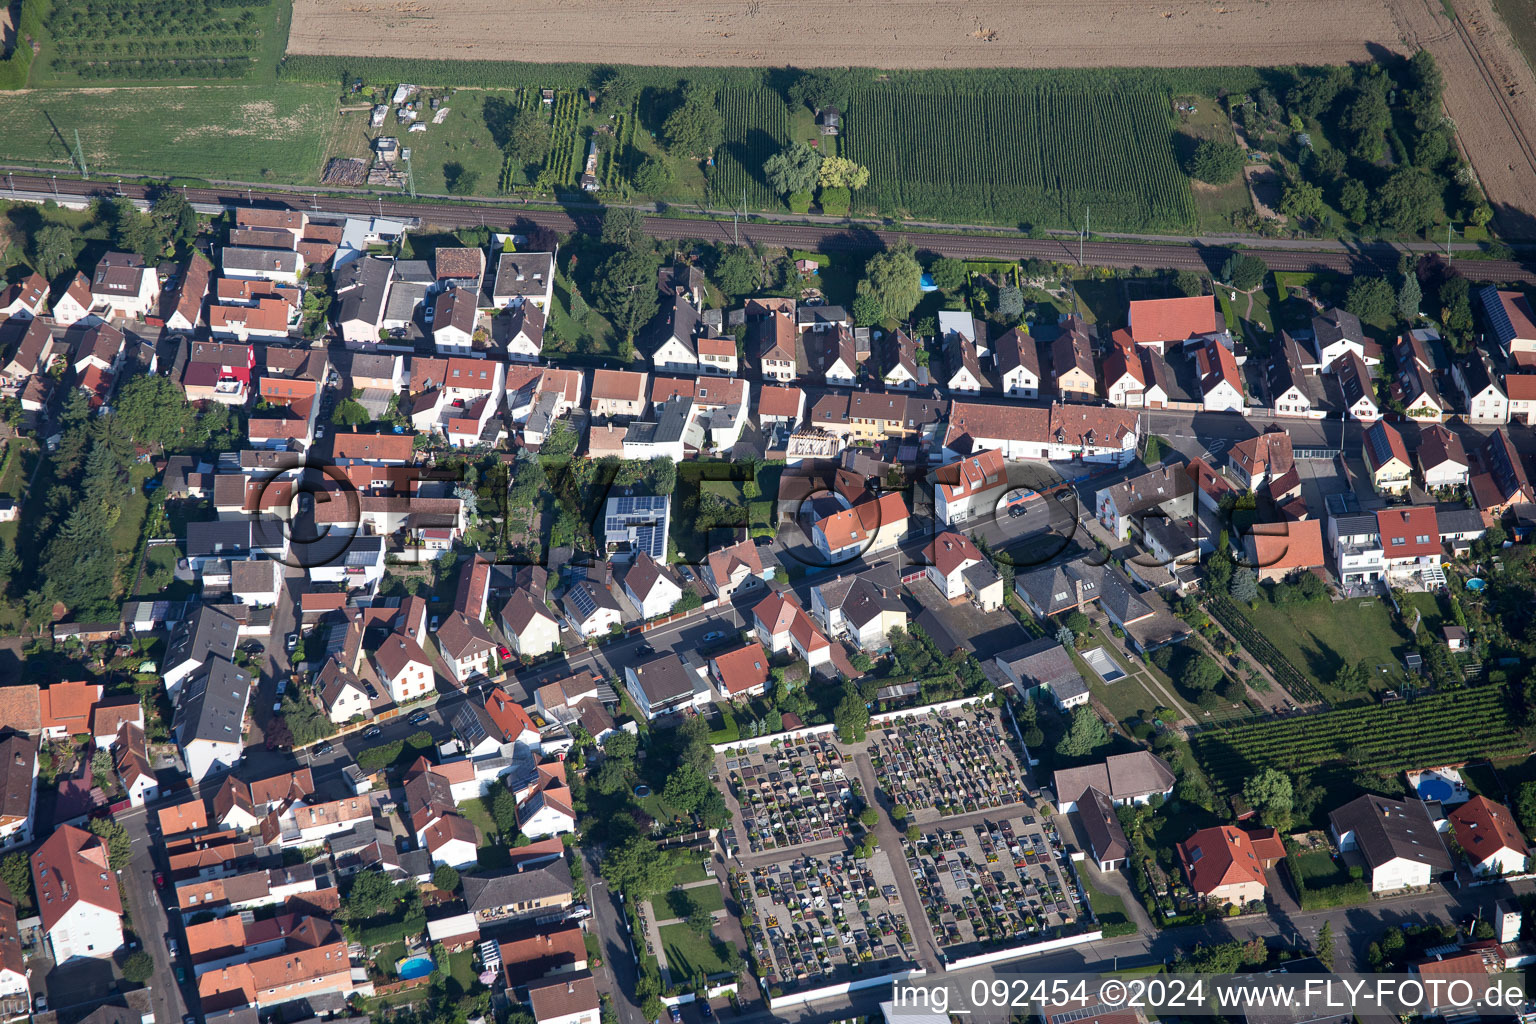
1445,223 -> 1453,264
405,154 -> 416,199
51,174 -> 58,198
73,129 -> 88,178
1079,206 -> 1090,266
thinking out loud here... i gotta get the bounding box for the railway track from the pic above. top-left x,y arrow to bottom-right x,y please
6,171 -> 1534,284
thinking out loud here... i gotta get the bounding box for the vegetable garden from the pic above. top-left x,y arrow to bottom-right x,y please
708,83 -> 790,212
1191,684 -> 1525,798
1206,595 -> 1322,704
840,83 -> 1198,231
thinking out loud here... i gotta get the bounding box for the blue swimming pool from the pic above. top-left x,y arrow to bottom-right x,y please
397,956 -> 434,980
1466,578 -> 1487,592
1418,778 -> 1454,802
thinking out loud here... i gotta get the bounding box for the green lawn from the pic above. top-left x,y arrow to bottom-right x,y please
672,860 -> 711,886
458,795 -> 498,843
658,922 -> 732,980
1404,592 -> 1451,636
1079,870 -> 1135,935
668,883 -> 725,916
0,84 -> 340,181
1237,596 -> 1414,703
1174,95 -> 1254,233
1291,849 -> 1350,889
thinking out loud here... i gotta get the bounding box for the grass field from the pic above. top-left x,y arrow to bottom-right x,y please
665,884 -> 725,918
1490,0 -> 1536,83
0,83 -> 339,181
658,922 -> 732,980
1079,870 -> 1135,935
1174,95 -> 1254,232
1235,596 -> 1412,704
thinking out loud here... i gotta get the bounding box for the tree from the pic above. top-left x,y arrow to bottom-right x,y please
714,247 -> 761,298
1279,180 -> 1325,224
1342,87 -> 1389,161
331,398 -> 370,427
1346,276 -> 1395,327
121,950 -> 154,984
444,163 -> 480,196
997,285 -> 1024,319
663,87 -> 724,157
833,685 -> 870,743
762,142 -> 822,196
686,895 -> 713,936
929,258 -> 966,292
506,104 -> 553,169
593,247 -> 662,339
1221,253 -> 1268,291
0,853 -> 31,913
858,243 -> 922,322
486,785 -> 521,836
1056,706 -> 1108,759
1243,768 -> 1295,830
601,837 -> 674,899
788,69 -> 848,113
1517,782 -> 1536,840
851,291 -> 883,327
1374,166 -> 1443,234
30,223 -> 82,280
1186,139 -> 1244,184
1339,179 -> 1371,224
662,762 -> 710,812
1315,921 -> 1336,970
1174,269 -> 1206,297
90,747 -> 113,787
1180,654 -> 1222,693
858,807 -> 879,829
89,817 -> 131,870
1230,566 -> 1259,604
818,185 -> 850,217
632,157 -> 673,194
595,66 -> 640,115
1398,271 -> 1422,322
1055,625 -> 1076,648
432,865 -> 461,892
600,206 -> 648,249
150,189 -> 197,250
818,156 -> 869,190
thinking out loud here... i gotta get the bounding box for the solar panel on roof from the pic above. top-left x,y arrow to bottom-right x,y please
571,585 -> 596,616
1480,285 -> 1515,345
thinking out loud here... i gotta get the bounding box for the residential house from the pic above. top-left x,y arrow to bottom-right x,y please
649,293 -> 703,374
181,341 -> 255,405
433,288 -> 480,354
32,824 -> 123,962
50,272 -> 95,327
811,391 -> 947,447
1330,793 -> 1451,892
316,660 -> 380,726
943,402 -> 1139,466
1196,337 -> 1245,412
480,687 -> 544,751
1052,751 -> 1176,813
752,590 -> 832,670
0,272 -> 47,319
924,531 -> 1001,610
993,638 -> 1087,709
491,251 -> 556,310
946,332 -> 985,392
1477,285 -> 1536,356
527,970 -> 600,1024
0,885 -> 27,1013
90,252 -> 157,319
194,917 -> 357,1012
1270,331 -> 1315,417
1014,558 -> 1104,619
1177,826 -> 1286,906
1392,330 -> 1448,422
796,304 -> 849,334
112,723 -> 158,807
1227,429 -> 1293,492
1311,308 -> 1374,371
604,490 -> 671,561
1435,506 -> 1488,555
758,385 -> 804,427
804,324 -> 858,386
1077,787 -> 1130,872
623,653 -> 709,720
1447,795 -> 1528,877
1052,315 -> 1098,400
174,659 -> 253,782
334,257 -> 395,344
517,762 -> 576,840
710,643 -> 771,700
1417,423 -> 1470,490
882,330 -> 923,389
372,631 -> 435,705
263,794 -> 372,849
561,580 -> 623,638
463,860 -> 574,926
1126,295 -> 1221,354
500,590 -> 561,660
621,551 -> 684,620
221,247 -> 302,286
437,611 -> 497,686
0,317 -> 54,389
1376,506 -> 1442,581
436,246 -> 486,292
1329,512 -> 1385,588
0,732 -> 36,850
504,303 -> 547,363
1243,519 -> 1326,583
1453,351 -> 1508,424
934,448 -> 1009,526
1095,464 -> 1194,541
809,569 -> 906,653
811,491 -> 908,562
589,369 -> 649,420
1363,420 -> 1413,495
994,327 -> 1040,397
756,311 -> 798,382
500,923 -> 588,986
1508,374 -> 1536,425
1101,340 -> 1146,408
702,537 -> 769,600
1470,429 -> 1534,513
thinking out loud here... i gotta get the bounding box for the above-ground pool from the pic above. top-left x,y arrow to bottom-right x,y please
397,956 -> 435,980
1417,778 -> 1455,802
1466,578 -> 1487,592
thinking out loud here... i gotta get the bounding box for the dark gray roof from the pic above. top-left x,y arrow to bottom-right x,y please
797,305 -> 849,327
1079,787 -> 1129,864
1015,558 -> 1104,616
394,259 -> 434,285
1097,568 -> 1153,626
1312,307 -> 1363,352
1329,793 -> 1452,873
186,519 -> 257,559
174,657 -> 252,743
825,574 -> 904,630
384,280 -> 428,323
462,859 -> 573,913
221,247 -> 302,275
493,251 -> 555,300
334,257 -> 394,327
1456,350 -> 1500,397
628,652 -> 698,704
1331,514 -> 1379,540
625,396 -> 691,446
1434,507 -> 1486,536
164,603 -> 240,672
995,635 -> 1081,692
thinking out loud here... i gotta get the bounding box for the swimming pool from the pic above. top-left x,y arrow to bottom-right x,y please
397,956 -> 435,980
1466,578 -> 1487,592
1417,778 -> 1454,802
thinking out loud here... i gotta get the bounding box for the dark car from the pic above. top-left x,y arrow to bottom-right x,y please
670,1007 -> 682,1023
700,1002 -> 713,1019
363,725 -> 382,739
1009,504 -> 1026,517
317,741 -> 333,755
409,710 -> 430,726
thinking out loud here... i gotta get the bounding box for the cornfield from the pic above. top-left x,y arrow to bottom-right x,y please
708,84 -> 789,211
840,83 -> 1197,232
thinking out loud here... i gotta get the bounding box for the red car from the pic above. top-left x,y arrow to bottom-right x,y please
154,871 -> 165,888
497,645 -> 511,660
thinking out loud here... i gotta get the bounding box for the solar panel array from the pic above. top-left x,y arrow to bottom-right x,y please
570,583 -> 597,617
1479,284 -> 1515,346
1366,423 -> 1397,466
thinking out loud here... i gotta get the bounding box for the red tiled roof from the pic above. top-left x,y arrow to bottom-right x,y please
712,642 -> 771,696
591,369 -> 647,403
924,530 -> 984,577
1128,295 -> 1221,344
1448,795 -> 1527,861
1375,506 -> 1440,558
33,824 -> 122,931
1178,825 -> 1271,895
935,448 -> 1006,502
814,491 -> 907,551
485,687 -> 538,740
40,680 -> 103,733
1505,374 -> 1536,401
1243,519 -> 1325,572
330,434 -> 413,462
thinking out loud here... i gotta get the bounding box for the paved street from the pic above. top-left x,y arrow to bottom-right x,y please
117,804 -> 190,1024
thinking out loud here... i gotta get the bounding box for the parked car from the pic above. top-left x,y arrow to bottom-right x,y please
276,678 -> 288,695
702,631 -> 727,644
285,633 -> 299,653
429,615 -> 440,631
317,741 -> 333,755
409,710 -> 430,726
670,1007 -> 682,1023
637,643 -> 655,656
497,645 -> 511,660
363,725 -> 382,739
166,937 -> 178,958
154,871 -> 165,888
700,1002 -> 713,1019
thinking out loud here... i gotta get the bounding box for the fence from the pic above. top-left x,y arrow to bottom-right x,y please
764,967 -> 929,1010
944,930 -> 1103,972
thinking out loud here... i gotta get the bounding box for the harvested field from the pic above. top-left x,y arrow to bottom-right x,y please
1388,0 -> 1536,234
286,0 -> 1402,68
